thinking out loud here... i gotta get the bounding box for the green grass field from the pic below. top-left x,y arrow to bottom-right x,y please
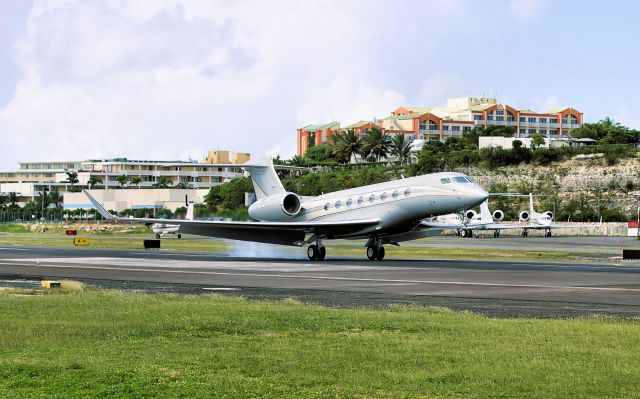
1,289 -> 639,398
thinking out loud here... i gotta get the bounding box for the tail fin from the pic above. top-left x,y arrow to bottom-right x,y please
529,193 -> 535,214
186,202 -> 194,220
243,158 -> 285,200
479,200 -> 493,223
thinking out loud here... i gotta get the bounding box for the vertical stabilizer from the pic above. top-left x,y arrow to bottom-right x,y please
529,193 -> 535,214
479,200 -> 493,223
186,202 -> 194,220
243,158 -> 285,200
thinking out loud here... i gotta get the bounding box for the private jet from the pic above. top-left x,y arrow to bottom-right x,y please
84,160 -> 488,261
424,200 -> 522,238
517,193 -> 601,237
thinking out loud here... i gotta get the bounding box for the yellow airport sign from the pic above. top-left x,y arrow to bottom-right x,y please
41,281 -> 61,289
73,237 -> 91,246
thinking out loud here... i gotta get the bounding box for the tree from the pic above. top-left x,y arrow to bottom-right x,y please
65,170 -> 79,192
288,155 -> 305,167
332,129 -> 363,163
88,176 -> 103,189
390,133 -> 412,164
362,127 -> 391,162
48,189 -> 62,208
175,182 -> 192,189
8,192 -> 17,208
0,194 -> 6,210
303,143 -> 336,164
512,139 -> 523,149
130,176 -> 142,188
116,175 -> 129,188
530,133 -> 545,149
152,177 -> 173,188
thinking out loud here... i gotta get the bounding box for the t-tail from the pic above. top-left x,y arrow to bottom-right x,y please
479,200 -> 494,223
529,193 -> 535,214
243,158 -> 286,200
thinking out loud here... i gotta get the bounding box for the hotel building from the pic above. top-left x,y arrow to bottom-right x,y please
296,97 -> 583,156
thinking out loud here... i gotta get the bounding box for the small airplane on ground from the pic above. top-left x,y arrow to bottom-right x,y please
149,202 -> 194,239
84,160 -> 488,261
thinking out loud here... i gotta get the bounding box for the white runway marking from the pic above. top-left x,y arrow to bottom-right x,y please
1,259 -> 639,293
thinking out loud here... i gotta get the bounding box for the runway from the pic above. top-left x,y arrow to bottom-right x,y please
2,244 -> 640,317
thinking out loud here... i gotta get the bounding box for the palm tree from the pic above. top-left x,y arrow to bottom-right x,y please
332,129 -> 363,163
152,177 -> 173,188
88,176 -> 103,189
8,192 -> 18,208
362,127 -> 391,162
48,189 -> 62,208
288,155 -> 305,167
390,134 -> 413,164
0,194 -> 6,210
65,170 -> 79,192
130,176 -> 142,188
116,175 -> 129,188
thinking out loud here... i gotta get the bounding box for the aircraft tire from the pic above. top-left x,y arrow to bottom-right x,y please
366,245 -> 378,261
375,246 -> 385,261
460,230 -> 467,238
318,246 -> 326,261
177,234 -> 182,239
307,245 -> 319,261
155,233 -> 161,239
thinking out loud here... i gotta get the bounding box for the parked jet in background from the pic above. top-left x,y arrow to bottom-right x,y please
149,202 -> 194,239
424,200 -> 523,238
85,160 -> 488,261
517,193 -> 601,237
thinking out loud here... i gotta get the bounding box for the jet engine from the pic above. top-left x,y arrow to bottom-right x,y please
544,211 -> 553,220
465,210 -> 477,221
248,192 -> 303,221
518,211 -> 530,222
492,210 -> 504,222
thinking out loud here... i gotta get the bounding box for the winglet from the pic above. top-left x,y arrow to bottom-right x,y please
83,190 -> 117,221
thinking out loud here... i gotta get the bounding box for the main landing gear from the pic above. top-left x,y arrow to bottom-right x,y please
366,245 -> 385,261
521,229 -> 529,237
493,230 -> 501,238
544,229 -> 552,238
307,244 -> 326,261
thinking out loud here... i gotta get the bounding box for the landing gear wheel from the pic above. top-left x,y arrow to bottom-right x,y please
460,229 -> 467,238
318,246 -> 326,261
155,233 -> 161,239
366,245 -> 378,261
522,230 -> 529,237
307,245 -> 319,261
375,246 -> 385,261
545,230 -> 552,238
493,230 -> 501,238
177,233 -> 182,239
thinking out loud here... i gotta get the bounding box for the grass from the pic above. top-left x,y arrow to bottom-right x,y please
0,290 -> 639,398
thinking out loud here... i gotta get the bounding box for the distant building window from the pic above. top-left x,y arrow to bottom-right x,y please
443,126 -> 449,131
550,118 -> 558,123
451,126 -> 461,132
528,117 -> 536,123
473,114 -> 482,121
539,118 -> 547,123
519,117 -> 525,122
528,129 -> 536,135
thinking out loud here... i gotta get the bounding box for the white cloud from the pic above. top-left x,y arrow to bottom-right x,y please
0,0 -> 476,168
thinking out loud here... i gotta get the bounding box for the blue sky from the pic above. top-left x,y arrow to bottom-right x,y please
0,0 -> 639,169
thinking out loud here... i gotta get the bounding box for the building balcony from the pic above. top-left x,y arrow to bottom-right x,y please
562,123 -> 581,129
418,129 -> 442,137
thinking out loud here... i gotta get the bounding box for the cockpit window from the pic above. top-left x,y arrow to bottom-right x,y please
466,176 -> 476,183
440,178 -> 452,184
453,176 -> 470,183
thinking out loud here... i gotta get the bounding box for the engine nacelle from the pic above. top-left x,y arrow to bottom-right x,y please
519,211 -> 530,222
492,210 -> 504,222
465,210 -> 477,221
248,192 -> 302,221
544,211 -> 553,220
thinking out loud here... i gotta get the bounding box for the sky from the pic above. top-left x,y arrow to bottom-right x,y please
0,0 -> 639,169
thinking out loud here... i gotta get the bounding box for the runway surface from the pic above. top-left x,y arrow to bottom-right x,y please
2,244 -> 640,317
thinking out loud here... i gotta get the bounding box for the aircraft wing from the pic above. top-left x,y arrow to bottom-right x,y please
519,223 -> 602,230
84,190 -> 379,246
419,221 -> 466,229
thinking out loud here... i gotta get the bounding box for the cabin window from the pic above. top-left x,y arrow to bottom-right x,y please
392,190 -> 399,199
357,197 -> 364,205
404,188 -> 411,196
324,203 -> 330,211
368,194 -> 375,203
335,200 -> 342,209
346,198 -> 353,207
381,192 -> 388,201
